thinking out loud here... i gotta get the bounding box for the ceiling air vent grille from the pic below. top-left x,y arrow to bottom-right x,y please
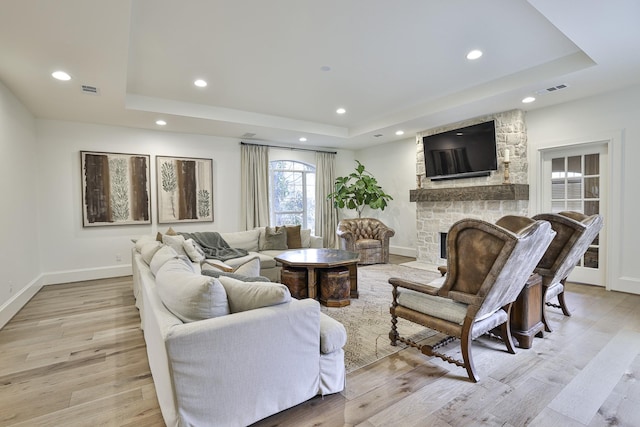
373,134 -> 383,138
81,85 -> 99,95
535,84 -> 568,95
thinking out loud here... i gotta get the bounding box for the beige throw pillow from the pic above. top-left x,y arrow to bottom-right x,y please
150,245 -> 179,276
141,241 -> 163,265
217,276 -> 291,313
162,234 -> 188,257
156,257 -> 230,322
183,238 -> 206,262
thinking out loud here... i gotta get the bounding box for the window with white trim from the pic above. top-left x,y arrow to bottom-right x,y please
269,160 -> 315,229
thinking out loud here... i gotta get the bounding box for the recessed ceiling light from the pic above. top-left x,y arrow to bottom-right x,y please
155,120 -> 167,126
466,50 -> 483,60
299,137 -> 307,142
395,130 -> 404,136
336,108 -> 346,114
522,96 -> 536,104
51,70 -> 71,81
194,79 -> 207,88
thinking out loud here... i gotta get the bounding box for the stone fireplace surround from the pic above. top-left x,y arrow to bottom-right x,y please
413,109 -> 529,267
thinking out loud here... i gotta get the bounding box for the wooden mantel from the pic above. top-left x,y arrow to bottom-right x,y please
410,184 -> 529,202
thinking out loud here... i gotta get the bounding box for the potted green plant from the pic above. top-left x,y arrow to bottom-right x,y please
328,160 -> 393,218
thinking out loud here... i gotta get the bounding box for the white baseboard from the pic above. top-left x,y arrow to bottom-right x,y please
611,276 -> 640,295
0,274 -> 44,329
389,245 -> 416,258
0,264 -> 134,329
42,264 -> 133,286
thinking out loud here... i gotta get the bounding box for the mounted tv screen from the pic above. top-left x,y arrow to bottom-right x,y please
423,120 -> 497,181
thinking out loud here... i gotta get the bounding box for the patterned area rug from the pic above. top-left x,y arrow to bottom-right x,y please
320,263 -> 442,373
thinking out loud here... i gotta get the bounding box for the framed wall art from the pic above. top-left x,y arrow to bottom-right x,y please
81,151 -> 151,227
156,156 -> 213,224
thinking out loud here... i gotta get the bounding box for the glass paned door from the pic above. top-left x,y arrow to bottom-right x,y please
541,144 -> 607,285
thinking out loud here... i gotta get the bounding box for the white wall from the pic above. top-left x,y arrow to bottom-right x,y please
0,80 -> 42,325
526,84 -> 640,294
36,120 -> 244,284
352,138 -> 418,257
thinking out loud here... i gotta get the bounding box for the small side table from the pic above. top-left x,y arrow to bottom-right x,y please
510,273 -> 544,349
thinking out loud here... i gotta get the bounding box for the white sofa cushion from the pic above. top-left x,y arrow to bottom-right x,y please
219,229 -> 260,252
141,241 -> 163,265
156,257 -> 230,322
217,276 -> 291,313
162,234 -> 188,257
150,245 -> 179,276
183,238 -> 206,262
134,234 -> 157,252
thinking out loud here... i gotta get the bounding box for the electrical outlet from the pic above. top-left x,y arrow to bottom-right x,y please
116,253 -> 122,262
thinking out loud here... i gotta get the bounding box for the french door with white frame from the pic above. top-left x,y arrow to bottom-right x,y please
540,143 -> 607,286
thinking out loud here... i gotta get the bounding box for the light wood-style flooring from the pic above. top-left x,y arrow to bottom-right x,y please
1,258 -> 639,426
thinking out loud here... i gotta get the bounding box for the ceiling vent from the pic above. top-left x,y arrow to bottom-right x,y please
373,134 -> 383,138
81,85 -> 99,95
535,84 -> 568,95
241,133 -> 256,138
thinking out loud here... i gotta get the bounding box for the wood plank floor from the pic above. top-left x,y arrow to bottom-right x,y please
1,259 -> 639,426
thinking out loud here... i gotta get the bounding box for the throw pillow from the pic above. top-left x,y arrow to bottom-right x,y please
217,276 -> 291,313
156,257 -> 230,322
280,225 -> 302,249
263,226 -> 288,250
141,241 -> 163,265
134,234 -> 157,252
300,229 -> 312,248
150,245 -> 179,276
162,234 -> 188,257
165,227 -> 178,236
233,256 -> 261,277
183,238 -> 206,262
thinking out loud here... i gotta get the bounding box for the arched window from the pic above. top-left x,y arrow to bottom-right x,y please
269,160 -> 316,230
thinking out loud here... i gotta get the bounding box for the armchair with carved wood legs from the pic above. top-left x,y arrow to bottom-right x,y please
531,211 -> 603,332
389,216 -> 555,382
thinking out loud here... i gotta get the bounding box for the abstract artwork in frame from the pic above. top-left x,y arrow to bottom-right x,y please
156,156 -> 213,224
81,151 -> 151,227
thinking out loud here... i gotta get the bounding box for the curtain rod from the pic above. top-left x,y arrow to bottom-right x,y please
240,141 -> 337,155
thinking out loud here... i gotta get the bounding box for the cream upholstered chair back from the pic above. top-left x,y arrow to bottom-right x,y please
530,211 -> 604,331
532,211 -> 603,288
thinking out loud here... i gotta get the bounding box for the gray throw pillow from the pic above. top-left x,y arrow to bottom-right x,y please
263,226 -> 288,250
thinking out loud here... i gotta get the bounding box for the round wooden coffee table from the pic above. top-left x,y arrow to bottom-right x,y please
275,249 -> 360,305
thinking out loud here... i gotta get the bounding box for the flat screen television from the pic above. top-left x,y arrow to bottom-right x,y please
422,120 -> 497,181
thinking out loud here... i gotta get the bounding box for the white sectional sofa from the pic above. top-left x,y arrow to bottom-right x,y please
131,236 -> 346,427
218,227 -> 323,282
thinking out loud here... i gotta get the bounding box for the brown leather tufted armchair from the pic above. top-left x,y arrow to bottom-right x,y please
336,218 -> 395,264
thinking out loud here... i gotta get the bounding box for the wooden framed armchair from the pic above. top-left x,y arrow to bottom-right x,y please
531,211 -> 604,332
337,218 -> 395,264
389,216 -> 555,382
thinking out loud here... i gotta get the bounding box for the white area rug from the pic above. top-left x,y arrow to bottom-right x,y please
321,263 -> 442,373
